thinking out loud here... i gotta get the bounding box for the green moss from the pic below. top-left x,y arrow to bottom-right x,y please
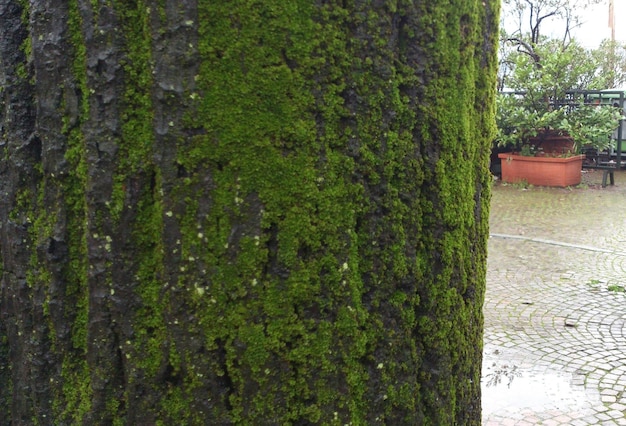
4,0 -> 497,423
54,0 -> 92,421
115,0 -> 154,170
129,176 -> 167,379
182,1 -> 377,422
17,0 -> 32,72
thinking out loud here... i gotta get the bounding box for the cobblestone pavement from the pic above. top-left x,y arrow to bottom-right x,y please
483,170 -> 626,425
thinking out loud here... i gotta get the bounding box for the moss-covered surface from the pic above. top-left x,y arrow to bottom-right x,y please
0,0 -> 498,424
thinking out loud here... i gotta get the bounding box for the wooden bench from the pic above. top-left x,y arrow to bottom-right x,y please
601,166 -> 615,187
582,148 -> 617,187
583,164 -> 616,187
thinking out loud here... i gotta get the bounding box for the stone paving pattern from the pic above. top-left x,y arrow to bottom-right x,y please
483,170 -> 626,425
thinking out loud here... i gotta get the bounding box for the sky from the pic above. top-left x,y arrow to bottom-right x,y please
503,0 -> 625,48
570,0 -> 625,47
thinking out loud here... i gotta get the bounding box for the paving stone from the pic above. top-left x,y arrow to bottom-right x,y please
607,409 -> 626,419
482,172 -> 626,425
597,412 -> 614,421
610,402 -> 626,412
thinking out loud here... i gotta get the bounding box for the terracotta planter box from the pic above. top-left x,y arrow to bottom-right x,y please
498,153 -> 585,187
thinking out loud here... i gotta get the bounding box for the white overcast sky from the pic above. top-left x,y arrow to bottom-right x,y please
503,0 -> 625,48
570,0 -> 625,47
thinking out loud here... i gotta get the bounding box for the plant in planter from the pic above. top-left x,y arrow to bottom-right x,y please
497,92 -> 622,157
495,0 -> 626,185
496,93 -> 621,186
495,39 -> 623,186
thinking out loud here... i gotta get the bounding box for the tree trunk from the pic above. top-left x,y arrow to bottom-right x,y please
0,1 -> 498,424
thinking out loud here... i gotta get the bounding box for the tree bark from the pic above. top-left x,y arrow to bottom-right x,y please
0,1 -> 498,424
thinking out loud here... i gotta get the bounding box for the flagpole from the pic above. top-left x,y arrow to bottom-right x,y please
608,0 -> 616,87
609,0 -> 615,42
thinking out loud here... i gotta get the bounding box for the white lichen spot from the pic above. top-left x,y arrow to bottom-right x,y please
198,232 -> 204,239
110,289 -> 115,296
377,363 -> 384,369
184,20 -> 194,26
224,243 -> 229,249
166,211 -> 173,217
188,256 -> 195,262
126,353 -> 131,359
264,368 -> 270,375
126,340 -> 131,345
210,298 -> 217,304
342,262 -> 349,271
168,121 -> 174,127
251,278 -> 257,286
195,285 -> 205,296
383,394 -> 388,400
93,233 -> 99,239
180,266 -> 186,272
105,235 -> 112,243
254,235 -> 260,246
104,243 -> 111,252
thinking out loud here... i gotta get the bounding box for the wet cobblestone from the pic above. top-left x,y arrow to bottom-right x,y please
483,170 -> 626,425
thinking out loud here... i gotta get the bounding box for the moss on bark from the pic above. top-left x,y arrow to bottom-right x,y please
0,0 -> 498,424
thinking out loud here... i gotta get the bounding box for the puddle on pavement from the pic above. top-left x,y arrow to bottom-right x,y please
482,367 -> 598,417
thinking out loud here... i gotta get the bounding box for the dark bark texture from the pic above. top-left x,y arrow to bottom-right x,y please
0,0 -> 499,424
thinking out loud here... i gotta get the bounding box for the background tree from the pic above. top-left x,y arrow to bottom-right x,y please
498,0 -> 618,90
502,0 -> 601,46
0,1 -> 498,424
592,40 -> 626,88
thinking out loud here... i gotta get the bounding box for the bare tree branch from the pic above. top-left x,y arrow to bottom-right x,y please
507,37 -> 542,66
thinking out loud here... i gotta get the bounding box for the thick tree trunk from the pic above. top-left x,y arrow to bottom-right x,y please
0,1 -> 498,424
